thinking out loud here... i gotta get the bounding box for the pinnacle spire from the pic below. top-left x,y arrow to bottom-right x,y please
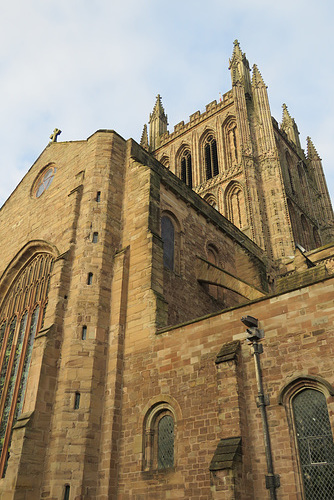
140,124 -> 149,151
229,40 -> 251,92
252,64 -> 266,87
307,136 -> 321,160
151,94 -> 166,119
149,94 -> 168,151
282,103 -> 293,125
280,104 -> 301,148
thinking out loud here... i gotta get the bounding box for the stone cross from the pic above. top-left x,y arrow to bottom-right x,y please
49,128 -> 62,143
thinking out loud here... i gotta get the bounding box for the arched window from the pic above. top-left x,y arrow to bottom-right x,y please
160,156 -> 170,169
143,402 -> 175,471
225,182 -> 247,229
161,216 -> 175,271
180,150 -> 192,188
223,119 -> 239,170
204,193 -> 217,210
204,135 -> 219,180
0,253 -> 54,476
292,389 -> 334,499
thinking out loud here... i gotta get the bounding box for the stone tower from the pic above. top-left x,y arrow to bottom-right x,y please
148,40 -> 334,260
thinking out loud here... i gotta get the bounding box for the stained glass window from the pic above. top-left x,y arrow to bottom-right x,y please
0,253 -> 54,476
293,389 -> 334,499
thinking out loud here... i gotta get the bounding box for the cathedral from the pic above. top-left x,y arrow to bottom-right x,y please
0,41 -> 333,499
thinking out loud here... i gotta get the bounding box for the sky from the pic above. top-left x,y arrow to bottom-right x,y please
1,0 -> 334,207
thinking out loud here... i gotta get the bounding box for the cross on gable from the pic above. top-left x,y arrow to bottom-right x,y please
49,128 -> 62,143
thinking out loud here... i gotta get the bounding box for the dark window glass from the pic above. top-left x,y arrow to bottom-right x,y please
205,136 -> 219,180
64,485 -> 70,500
92,232 -> 98,243
180,151 -> 192,188
161,217 -> 174,271
87,273 -> 93,285
96,191 -> 101,202
158,415 -> 174,469
81,326 -> 87,340
74,393 -> 80,410
293,389 -> 334,499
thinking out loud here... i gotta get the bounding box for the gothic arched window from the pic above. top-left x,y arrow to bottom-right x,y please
225,183 -> 247,229
204,135 -> 219,180
180,150 -> 192,188
292,389 -> 334,499
223,119 -> 239,170
0,253 -> 54,476
161,216 -> 175,271
143,403 -> 175,471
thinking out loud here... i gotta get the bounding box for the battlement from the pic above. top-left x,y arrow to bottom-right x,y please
158,90 -> 234,147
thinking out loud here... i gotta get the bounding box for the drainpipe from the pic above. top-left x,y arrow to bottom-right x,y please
241,316 -> 280,500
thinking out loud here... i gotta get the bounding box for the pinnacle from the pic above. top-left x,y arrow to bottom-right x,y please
153,94 -> 165,114
282,103 -> 293,124
307,136 -> 321,160
229,39 -> 244,69
140,124 -> 149,150
252,64 -> 266,86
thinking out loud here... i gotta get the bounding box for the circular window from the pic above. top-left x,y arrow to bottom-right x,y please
34,166 -> 57,198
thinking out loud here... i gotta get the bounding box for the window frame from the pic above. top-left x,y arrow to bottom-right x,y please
143,402 -> 176,472
279,377 -> 334,500
0,253 -> 54,476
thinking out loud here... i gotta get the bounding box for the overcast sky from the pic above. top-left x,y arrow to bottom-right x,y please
1,0 -> 334,207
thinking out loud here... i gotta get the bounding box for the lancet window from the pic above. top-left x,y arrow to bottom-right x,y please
204,135 -> 219,180
226,182 -> 246,229
0,253 -> 54,476
180,150 -> 192,188
161,215 -> 175,271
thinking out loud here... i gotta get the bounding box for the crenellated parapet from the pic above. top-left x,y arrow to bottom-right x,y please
155,91 -> 234,148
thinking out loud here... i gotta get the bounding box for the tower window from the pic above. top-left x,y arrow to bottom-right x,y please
96,191 -> 101,202
180,150 -> 192,188
87,273 -> 93,285
92,232 -> 98,243
204,135 -> 219,180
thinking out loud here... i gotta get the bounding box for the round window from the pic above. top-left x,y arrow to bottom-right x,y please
34,166 -> 57,198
